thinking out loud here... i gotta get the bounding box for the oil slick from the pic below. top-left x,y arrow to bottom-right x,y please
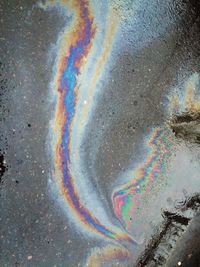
86,72 -> 200,265
85,245 -> 131,267
113,73 -> 200,239
40,0 -> 200,266
112,127 -> 177,232
41,0 -> 136,250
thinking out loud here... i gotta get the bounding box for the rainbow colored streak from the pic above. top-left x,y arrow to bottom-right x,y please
59,1 -> 95,170
113,128 -> 176,230
44,0 -> 200,264
85,245 -> 132,267
53,0 -> 135,244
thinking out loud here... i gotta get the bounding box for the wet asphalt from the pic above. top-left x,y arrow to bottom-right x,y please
1,0 -> 200,267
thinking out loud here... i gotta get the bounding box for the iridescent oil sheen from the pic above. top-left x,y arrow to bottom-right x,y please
51,0 -> 135,245
44,0 -> 200,265
113,127 -> 177,231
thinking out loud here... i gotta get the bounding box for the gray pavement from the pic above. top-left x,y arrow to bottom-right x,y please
0,1 -> 200,267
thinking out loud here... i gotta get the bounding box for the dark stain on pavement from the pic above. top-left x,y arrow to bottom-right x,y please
0,153 -> 8,184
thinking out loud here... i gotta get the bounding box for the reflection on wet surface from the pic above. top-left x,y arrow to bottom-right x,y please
0,0 -> 200,266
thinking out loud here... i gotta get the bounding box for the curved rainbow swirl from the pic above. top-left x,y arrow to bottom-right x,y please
51,0 -> 136,245
84,74 -> 200,264
45,1 -> 200,265
113,128 -> 176,230
44,0 -> 200,264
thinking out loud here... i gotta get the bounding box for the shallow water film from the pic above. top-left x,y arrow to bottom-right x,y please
1,0 -> 200,266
